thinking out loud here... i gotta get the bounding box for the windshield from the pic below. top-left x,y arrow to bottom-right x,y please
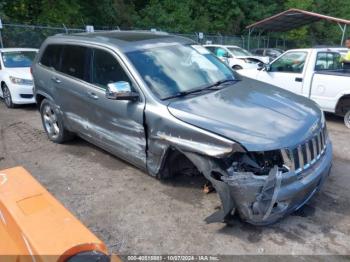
1,51 -> 37,68
227,47 -> 252,56
127,44 -> 236,99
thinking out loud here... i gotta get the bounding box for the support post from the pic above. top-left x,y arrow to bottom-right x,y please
62,24 -> 68,34
247,28 -> 251,50
0,30 -> 3,48
0,18 -> 3,48
257,30 -> 262,48
338,23 -> 347,46
247,27 -> 254,51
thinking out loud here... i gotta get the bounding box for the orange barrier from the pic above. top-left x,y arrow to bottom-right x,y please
0,166 -> 119,262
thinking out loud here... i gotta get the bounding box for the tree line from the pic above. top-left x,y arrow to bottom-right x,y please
1,0 -> 350,46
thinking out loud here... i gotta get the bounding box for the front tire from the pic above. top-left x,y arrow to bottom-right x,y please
344,110 -> 350,129
2,83 -> 15,108
40,99 -> 74,143
232,65 -> 243,70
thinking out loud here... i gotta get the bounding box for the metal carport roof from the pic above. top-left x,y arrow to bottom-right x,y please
246,8 -> 350,32
246,8 -> 350,48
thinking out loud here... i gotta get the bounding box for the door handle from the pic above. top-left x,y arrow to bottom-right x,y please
51,77 -> 61,84
87,91 -> 99,100
295,77 -> 303,82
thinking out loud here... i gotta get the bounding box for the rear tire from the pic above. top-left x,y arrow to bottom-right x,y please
232,65 -> 243,70
40,99 -> 74,143
344,110 -> 350,129
2,83 -> 15,108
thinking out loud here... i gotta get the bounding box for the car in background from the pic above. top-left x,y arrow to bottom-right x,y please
251,48 -> 284,61
204,44 -> 270,70
0,48 -> 38,108
239,48 -> 350,128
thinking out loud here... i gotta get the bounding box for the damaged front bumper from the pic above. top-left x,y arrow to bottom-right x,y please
197,140 -> 333,226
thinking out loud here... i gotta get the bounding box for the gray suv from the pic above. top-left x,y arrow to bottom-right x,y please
32,31 -> 332,225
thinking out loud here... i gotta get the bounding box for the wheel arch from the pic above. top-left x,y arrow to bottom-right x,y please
35,91 -> 54,109
335,94 -> 350,116
157,147 -> 200,180
1,80 -> 6,89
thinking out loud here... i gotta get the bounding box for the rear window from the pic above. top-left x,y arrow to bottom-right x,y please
2,51 -> 37,68
60,45 -> 90,81
40,45 -> 62,70
315,52 -> 342,71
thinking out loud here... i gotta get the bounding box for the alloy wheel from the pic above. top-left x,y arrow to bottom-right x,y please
345,111 -> 350,129
43,104 -> 60,139
3,86 -> 12,107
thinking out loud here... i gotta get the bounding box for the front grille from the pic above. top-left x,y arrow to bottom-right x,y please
281,125 -> 327,173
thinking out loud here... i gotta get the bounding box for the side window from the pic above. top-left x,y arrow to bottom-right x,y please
270,51 -> 307,73
40,45 -> 63,70
255,49 -> 264,55
205,46 -> 215,54
60,45 -> 89,80
315,52 -> 342,71
332,53 -> 342,69
266,50 -> 277,56
215,47 -> 228,58
91,48 -> 131,90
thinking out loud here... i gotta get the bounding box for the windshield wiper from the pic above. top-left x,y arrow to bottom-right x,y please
203,79 -> 238,90
163,79 -> 238,100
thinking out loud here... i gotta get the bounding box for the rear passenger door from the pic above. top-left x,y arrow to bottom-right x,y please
87,47 -> 147,169
53,45 -> 94,137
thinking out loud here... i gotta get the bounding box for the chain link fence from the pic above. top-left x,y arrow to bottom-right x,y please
0,23 -> 85,48
0,23 -> 293,50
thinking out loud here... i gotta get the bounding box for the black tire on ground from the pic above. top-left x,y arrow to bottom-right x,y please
40,98 -> 74,143
344,110 -> 350,129
232,65 -> 243,70
2,83 -> 16,108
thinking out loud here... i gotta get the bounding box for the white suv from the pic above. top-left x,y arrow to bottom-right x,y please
0,48 -> 38,108
204,44 -> 269,70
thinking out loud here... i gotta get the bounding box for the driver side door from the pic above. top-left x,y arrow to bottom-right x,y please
256,51 -> 308,95
85,47 -> 147,169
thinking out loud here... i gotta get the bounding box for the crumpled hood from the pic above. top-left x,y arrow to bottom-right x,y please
167,77 -> 322,152
5,67 -> 32,80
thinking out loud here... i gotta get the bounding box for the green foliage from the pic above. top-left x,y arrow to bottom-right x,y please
136,0 -> 194,32
1,0 -> 350,46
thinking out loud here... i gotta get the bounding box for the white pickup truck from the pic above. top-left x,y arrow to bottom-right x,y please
239,48 -> 350,128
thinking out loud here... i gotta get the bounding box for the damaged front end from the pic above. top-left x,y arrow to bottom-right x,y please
184,126 -> 332,225
146,102 -> 332,225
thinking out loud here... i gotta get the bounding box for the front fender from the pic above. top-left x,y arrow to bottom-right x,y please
144,103 -> 244,176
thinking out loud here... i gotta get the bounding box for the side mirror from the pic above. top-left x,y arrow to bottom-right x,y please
258,63 -> 271,72
106,81 -> 139,101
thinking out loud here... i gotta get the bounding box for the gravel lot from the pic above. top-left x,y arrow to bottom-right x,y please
0,101 -> 350,256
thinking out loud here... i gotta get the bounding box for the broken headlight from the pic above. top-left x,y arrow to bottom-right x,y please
227,150 -> 286,176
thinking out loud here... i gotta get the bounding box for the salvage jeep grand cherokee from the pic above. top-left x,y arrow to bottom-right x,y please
32,31 -> 332,225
